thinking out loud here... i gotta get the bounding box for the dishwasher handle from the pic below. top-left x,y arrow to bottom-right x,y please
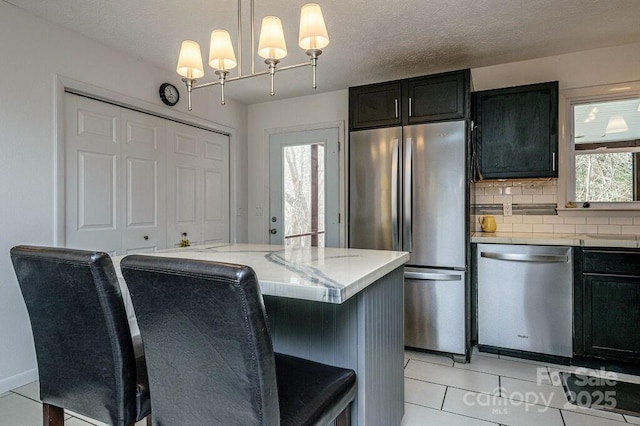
404,271 -> 462,281
480,252 -> 568,263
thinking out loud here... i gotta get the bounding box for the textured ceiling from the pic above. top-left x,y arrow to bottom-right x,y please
5,0 -> 640,104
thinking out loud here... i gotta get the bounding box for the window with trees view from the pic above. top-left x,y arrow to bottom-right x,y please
572,97 -> 640,203
282,143 -> 325,247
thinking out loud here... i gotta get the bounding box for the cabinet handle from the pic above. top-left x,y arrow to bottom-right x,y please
408,97 -> 412,117
552,152 -> 556,172
394,99 -> 399,119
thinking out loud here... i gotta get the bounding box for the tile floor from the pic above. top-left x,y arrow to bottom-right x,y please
2,348 -> 639,425
401,348 -> 640,426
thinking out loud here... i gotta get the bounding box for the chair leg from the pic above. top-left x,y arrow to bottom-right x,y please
42,403 -> 64,426
335,403 -> 351,426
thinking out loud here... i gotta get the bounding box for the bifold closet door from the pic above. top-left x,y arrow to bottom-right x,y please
166,121 -> 230,248
65,94 -> 166,255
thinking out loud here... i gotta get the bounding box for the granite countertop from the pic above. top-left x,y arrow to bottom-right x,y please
112,243 -> 409,304
471,232 -> 640,248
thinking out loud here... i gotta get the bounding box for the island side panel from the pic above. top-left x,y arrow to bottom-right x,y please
357,266 -> 405,425
263,266 -> 404,426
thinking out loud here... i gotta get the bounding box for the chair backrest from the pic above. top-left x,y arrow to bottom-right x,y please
10,245 -> 138,425
120,255 -> 280,426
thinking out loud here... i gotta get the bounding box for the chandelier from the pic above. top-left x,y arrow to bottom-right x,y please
176,1 -> 330,108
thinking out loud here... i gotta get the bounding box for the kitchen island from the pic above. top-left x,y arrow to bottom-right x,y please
113,244 -> 409,426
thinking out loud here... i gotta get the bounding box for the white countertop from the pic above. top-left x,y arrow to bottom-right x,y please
471,232 -> 640,248
112,243 -> 409,304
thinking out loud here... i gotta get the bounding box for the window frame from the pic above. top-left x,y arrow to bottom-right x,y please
565,82 -> 640,210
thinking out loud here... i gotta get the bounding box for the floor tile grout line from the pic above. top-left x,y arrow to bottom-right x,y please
440,386 -> 448,411
9,390 -> 41,405
404,375 -> 501,397
439,406 -> 504,425
453,365 -> 550,384
407,380 -> 505,400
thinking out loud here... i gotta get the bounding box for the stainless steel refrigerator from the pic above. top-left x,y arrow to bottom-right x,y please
349,121 -> 469,358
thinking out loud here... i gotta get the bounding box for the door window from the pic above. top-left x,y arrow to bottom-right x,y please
283,143 -> 325,247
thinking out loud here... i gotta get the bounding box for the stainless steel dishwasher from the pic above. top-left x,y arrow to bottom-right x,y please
477,244 -> 573,358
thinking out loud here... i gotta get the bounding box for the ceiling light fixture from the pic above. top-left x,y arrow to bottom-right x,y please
605,115 -> 629,134
176,0 -> 329,108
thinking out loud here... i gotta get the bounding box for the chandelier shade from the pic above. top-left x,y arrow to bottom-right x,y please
258,16 -> 288,60
176,40 -> 205,79
298,3 -> 329,50
208,30 -> 237,71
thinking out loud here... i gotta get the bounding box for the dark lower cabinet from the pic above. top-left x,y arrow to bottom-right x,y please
574,248 -> 640,362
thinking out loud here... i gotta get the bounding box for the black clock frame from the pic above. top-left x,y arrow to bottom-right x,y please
159,82 -> 180,106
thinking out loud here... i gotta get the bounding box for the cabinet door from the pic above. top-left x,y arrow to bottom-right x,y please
349,82 -> 401,131
405,70 -> 468,124
582,274 -> 640,360
475,81 -> 558,179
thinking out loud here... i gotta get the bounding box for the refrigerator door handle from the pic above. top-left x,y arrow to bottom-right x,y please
404,271 -> 462,281
403,137 -> 413,252
391,138 -> 400,251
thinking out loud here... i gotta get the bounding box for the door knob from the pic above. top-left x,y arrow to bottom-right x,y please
269,228 -> 277,235
143,235 -> 149,240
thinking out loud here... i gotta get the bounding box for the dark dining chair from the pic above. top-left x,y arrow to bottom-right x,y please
121,255 -> 356,426
10,245 -> 151,426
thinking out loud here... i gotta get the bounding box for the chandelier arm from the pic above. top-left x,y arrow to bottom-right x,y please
191,61 -> 311,91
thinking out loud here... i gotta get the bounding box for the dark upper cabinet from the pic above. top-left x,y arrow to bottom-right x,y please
574,248 -> 640,362
349,81 -> 402,131
404,71 -> 468,124
349,69 -> 470,131
474,81 -> 558,179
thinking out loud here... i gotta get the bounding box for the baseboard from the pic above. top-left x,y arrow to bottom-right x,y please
0,368 -> 38,394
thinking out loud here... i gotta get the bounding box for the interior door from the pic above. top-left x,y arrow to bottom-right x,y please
166,121 -> 230,247
268,128 -> 339,247
65,94 -> 122,254
121,108 -> 167,254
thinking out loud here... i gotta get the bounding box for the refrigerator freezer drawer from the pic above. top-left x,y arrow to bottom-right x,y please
477,244 -> 573,358
404,268 -> 466,354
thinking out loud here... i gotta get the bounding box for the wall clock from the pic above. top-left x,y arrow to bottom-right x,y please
159,82 -> 180,106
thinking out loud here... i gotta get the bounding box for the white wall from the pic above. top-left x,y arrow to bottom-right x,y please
245,42 -> 640,243
247,90 -> 349,242
0,2 -> 247,392
471,41 -> 640,91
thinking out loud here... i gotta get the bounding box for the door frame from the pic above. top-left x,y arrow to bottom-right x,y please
53,74 -> 238,247
265,121 -> 347,247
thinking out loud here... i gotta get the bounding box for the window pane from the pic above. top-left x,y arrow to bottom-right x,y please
572,96 -> 640,203
575,152 -> 633,202
574,98 -> 640,144
284,145 -> 312,237
282,142 -> 325,247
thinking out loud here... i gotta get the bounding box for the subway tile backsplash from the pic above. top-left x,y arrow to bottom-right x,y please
471,179 -> 640,235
